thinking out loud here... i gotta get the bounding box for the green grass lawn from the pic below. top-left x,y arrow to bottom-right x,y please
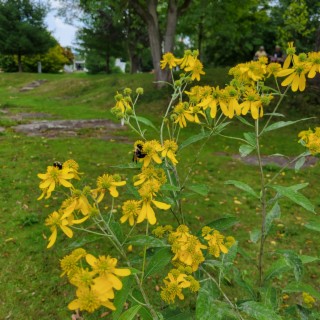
0,71 -> 319,319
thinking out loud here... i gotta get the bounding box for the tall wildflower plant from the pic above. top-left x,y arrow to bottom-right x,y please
38,46 -> 320,319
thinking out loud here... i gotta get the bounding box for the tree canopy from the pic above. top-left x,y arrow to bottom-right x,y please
0,0 -> 55,72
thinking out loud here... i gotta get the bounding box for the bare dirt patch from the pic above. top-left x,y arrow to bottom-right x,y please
13,119 -> 129,141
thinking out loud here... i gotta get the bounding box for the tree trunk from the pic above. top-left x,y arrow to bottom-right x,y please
130,0 -> 191,87
18,52 -> 22,72
129,51 -> 140,73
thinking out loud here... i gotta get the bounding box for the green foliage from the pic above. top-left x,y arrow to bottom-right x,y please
0,0 -> 55,71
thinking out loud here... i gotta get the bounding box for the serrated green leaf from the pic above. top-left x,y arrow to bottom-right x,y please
161,184 -> 181,192
179,131 -> 211,151
225,180 -> 259,198
187,184 -> 209,196
305,222 -> 320,232
244,132 -> 256,146
264,118 -> 313,133
300,255 -> 319,264
144,247 -> 172,278
295,156 -> 306,172
271,185 -> 315,213
284,283 -> 320,300
239,144 -> 255,157
233,268 -> 257,300
264,112 -> 285,117
138,307 -> 153,320
204,216 -> 239,232
196,281 -> 237,319
240,301 -> 283,320
250,229 -> 261,243
112,276 -> 133,319
265,202 -> 281,235
264,258 -> 289,283
127,235 -> 166,248
236,115 -> 254,127
278,250 -> 303,281
111,162 -> 141,169
135,116 -> 158,131
223,242 -> 238,270
118,305 -> 141,320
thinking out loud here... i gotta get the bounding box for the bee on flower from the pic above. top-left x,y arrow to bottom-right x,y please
137,140 -> 163,167
37,162 -> 75,200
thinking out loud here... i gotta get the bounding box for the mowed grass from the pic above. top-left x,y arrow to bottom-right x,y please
0,71 -> 319,319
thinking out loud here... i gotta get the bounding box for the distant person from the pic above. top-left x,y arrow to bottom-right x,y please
270,45 -> 284,63
254,46 -> 268,60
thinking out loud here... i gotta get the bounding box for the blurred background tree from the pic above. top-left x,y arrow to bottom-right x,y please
0,0 -> 55,72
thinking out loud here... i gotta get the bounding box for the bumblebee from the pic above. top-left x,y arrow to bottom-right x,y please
132,144 -> 146,162
53,161 -> 63,170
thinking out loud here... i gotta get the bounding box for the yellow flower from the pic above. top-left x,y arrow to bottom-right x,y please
63,159 -> 82,180
45,210 -> 74,248
240,88 -> 263,119
266,62 -> 282,77
60,248 -> 87,277
307,51 -> 320,79
37,165 -> 74,200
160,270 -> 191,304
120,200 -> 141,226
184,57 -> 205,81
302,292 -> 316,308
239,61 -> 266,82
133,166 -> 166,187
169,225 -> 207,271
197,86 -> 220,119
173,102 -> 194,128
137,198 -> 171,225
283,42 -> 297,69
277,59 -> 310,92
92,174 -> 126,202
61,188 -> 92,218
160,52 -> 178,69
162,140 -> 179,165
202,227 -> 235,258
176,50 -> 196,69
139,140 -> 163,167
85,254 -> 131,290
68,287 -> 116,313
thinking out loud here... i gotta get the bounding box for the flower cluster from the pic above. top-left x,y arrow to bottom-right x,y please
111,87 -> 143,120
298,127 -> 320,155
157,225 -> 234,303
302,292 -> 316,308
160,268 -> 199,304
60,249 -> 131,313
38,160 -> 126,248
37,160 -> 79,200
160,44 -> 320,124
120,163 -> 171,226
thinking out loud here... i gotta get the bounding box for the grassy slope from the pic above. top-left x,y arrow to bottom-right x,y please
0,71 -> 319,319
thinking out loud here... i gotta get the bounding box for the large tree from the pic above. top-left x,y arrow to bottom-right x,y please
0,0 -> 55,72
129,0 -> 192,84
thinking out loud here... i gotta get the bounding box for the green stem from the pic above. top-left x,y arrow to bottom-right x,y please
140,222 -> 149,282
255,119 -> 267,287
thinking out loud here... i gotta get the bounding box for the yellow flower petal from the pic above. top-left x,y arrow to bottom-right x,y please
47,228 -> 57,248
152,200 -> 171,210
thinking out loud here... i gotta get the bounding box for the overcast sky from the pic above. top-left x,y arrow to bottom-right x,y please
44,1 -> 78,48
